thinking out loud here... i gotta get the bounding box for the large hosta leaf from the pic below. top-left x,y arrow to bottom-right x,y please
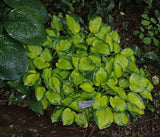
110,96 -> 127,112
3,0 -> 48,23
4,8 -> 47,45
62,108 -> 75,125
66,14 -> 80,34
127,92 -> 145,109
94,107 -> 113,129
0,34 -> 29,80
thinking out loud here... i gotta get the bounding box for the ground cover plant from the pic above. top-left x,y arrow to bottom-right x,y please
0,0 -> 160,136
17,14 -> 153,129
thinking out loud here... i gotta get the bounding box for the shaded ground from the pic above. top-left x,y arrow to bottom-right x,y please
1,1 -> 160,137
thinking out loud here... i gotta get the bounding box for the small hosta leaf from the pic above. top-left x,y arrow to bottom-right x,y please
118,78 -> 129,89
56,58 -> 73,70
110,31 -> 120,43
46,91 -> 61,105
35,87 -> 46,101
89,16 -> 102,33
62,108 -> 75,125
143,37 -> 151,45
79,57 -> 95,71
75,113 -> 88,128
80,81 -> 94,92
127,92 -> 145,109
93,93 -> 108,110
33,57 -> 50,70
51,107 -> 64,123
66,14 -> 80,34
113,112 -> 129,126
56,39 -> 72,51
40,48 -> 52,62
27,45 -> 43,59
127,103 -> 144,115
110,96 -> 127,112
51,15 -> 63,31
49,76 -> 61,92
94,107 -> 113,129
140,89 -> 152,101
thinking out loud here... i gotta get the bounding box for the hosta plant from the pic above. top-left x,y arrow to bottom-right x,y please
23,15 -> 153,129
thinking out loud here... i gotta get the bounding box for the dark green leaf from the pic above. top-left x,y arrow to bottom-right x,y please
143,37 -> 151,45
3,0 -> 48,23
4,8 -> 47,45
0,34 -> 29,80
131,45 -> 141,57
27,96 -> 44,115
143,52 -> 160,61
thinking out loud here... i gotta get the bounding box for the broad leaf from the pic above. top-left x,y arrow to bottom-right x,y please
35,87 -> 46,101
63,81 -> 74,95
51,15 -> 63,31
4,8 -> 47,45
56,39 -> 72,51
91,40 -> 110,55
70,69 -> 84,86
110,96 -> 127,112
113,112 -> 129,126
93,93 -> 108,110
131,45 -> 141,58
0,34 -> 29,80
42,68 -> 52,83
121,48 -> 134,58
129,73 -> 149,93
40,48 -> 52,62
62,108 -> 75,125
27,96 -> 44,115
140,89 -> 152,101
127,92 -> 145,109
51,107 -> 64,123
143,52 -> 160,61
80,81 -> 95,92
127,103 -> 144,115
3,0 -> 48,23
143,37 -> 151,45
79,57 -> 95,71
118,78 -> 129,89
105,58 -> 114,74
49,76 -> 61,92
46,91 -> 61,105
56,58 -> 73,70
89,16 -> 102,33
33,57 -> 50,70
66,14 -> 80,34
94,107 -> 113,129
27,45 -> 43,59
94,67 -> 108,86
105,33 -> 114,51
110,31 -> 120,43
41,97 -> 50,109
23,70 -> 39,86
75,113 -> 88,128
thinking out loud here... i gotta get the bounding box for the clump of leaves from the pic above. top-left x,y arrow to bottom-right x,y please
133,13 -> 160,47
23,14 -> 153,129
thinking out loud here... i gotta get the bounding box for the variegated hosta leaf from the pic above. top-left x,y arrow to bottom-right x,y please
140,89 -> 152,101
80,81 -> 95,92
70,69 -> 84,86
75,113 -> 88,128
129,73 -> 150,93
121,48 -> 134,58
72,33 -> 84,45
56,39 -> 72,51
89,16 -> 102,33
127,103 -> 144,115
27,45 -> 42,59
40,48 -> 52,62
105,58 -> 114,74
72,56 -> 80,69
42,68 -> 52,83
41,97 -> 50,109
94,107 -> 113,129
105,33 -> 114,51
91,40 -> 110,55
113,42 -> 121,53
89,55 -> 102,66
35,86 -> 46,101
51,107 -> 64,123
93,93 -> 108,109
63,81 -> 74,95
23,70 -> 39,86
118,78 -> 129,89
62,108 -> 75,125
56,58 -> 73,70
127,92 -> 145,109
33,57 -> 50,70
46,91 -> 61,105
94,67 -> 108,86
51,15 -> 63,32
49,76 -> 61,92
66,14 -> 80,34
110,31 -> 120,44
113,112 -> 130,126
110,96 -> 127,112
79,57 -> 95,71
94,25 -> 111,40
114,63 -> 123,78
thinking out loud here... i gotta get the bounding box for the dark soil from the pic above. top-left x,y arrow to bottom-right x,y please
1,1 -> 160,137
